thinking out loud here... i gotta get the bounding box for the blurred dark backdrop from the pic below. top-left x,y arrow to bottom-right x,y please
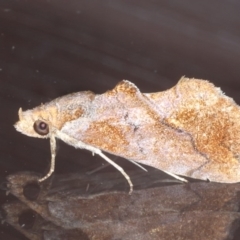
1,0 -> 240,239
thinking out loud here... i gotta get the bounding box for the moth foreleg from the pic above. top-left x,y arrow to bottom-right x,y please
38,135 -> 56,182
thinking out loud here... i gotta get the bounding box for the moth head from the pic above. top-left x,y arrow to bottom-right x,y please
14,107 -> 50,138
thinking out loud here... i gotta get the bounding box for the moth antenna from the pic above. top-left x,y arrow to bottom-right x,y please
163,170 -> 188,183
87,163 -> 110,175
125,158 -> 148,172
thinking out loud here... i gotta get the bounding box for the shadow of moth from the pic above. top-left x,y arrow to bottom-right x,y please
15,77 -> 240,193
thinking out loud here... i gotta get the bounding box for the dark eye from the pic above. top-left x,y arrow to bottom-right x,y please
33,120 -> 49,135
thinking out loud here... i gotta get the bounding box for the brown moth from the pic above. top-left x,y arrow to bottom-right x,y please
14,77 -> 240,193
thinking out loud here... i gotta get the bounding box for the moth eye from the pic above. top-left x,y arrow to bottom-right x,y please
33,120 -> 49,135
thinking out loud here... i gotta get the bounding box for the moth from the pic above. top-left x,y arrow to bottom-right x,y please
15,77 -> 240,193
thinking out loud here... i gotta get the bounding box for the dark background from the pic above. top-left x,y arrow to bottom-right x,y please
1,0 -> 240,239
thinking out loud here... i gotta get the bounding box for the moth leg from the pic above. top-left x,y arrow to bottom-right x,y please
163,170 -> 188,183
39,135 -> 56,182
55,130 -> 133,194
96,150 -> 133,194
